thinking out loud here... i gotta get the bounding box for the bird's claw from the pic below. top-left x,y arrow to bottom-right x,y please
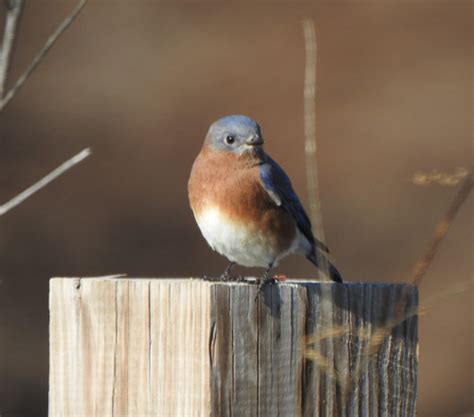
255,276 -> 278,301
219,272 -> 231,281
202,275 -> 221,282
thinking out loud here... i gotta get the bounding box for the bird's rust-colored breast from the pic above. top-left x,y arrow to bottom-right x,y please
188,146 -> 296,252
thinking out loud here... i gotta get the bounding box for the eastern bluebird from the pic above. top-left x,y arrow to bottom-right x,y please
188,115 -> 342,287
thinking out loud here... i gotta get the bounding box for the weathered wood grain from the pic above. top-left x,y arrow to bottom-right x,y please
49,278 -> 418,417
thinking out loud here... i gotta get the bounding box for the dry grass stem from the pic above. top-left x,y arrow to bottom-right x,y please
302,18 -> 334,288
341,168 -> 472,395
411,168 -> 473,285
302,19 -> 325,243
304,348 -> 331,371
412,167 -> 468,186
0,147 -> 91,216
305,325 -> 350,345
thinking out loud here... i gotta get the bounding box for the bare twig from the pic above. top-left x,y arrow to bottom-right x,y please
0,0 -> 24,99
0,147 -> 91,216
0,0 -> 88,111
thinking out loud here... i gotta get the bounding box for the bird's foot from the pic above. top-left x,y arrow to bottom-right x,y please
255,276 -> 279,300
219,273 -> 231,281
202,275 -> 221,282
219,262 -> 235,282
202,273 -> 243,283
254,262 -> 277,300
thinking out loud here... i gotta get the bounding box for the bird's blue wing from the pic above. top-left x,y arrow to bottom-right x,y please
259,157 -> 329,253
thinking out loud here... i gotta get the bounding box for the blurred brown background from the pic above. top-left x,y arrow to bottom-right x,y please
0,1 -> 472,416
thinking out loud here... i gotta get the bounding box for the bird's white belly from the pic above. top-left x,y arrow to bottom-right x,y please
195,207 -> 282,267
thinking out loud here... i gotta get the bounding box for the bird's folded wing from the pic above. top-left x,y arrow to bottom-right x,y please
259,157 -> 329,253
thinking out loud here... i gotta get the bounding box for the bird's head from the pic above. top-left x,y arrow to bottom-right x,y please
204,115 -> 265,155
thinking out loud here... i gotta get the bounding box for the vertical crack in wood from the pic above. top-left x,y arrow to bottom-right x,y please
73,278 -> 81,415
147,281 -> 152,409
379,290 -> 389,417
111,281 -> 118,417
208,321 -> 217,369
346,286 -> 353,413
256,292 -> 260,417
229,287 -> 234,417
289,289 -> 295,416
410,289 -> 419,416
301,285 -> 310,416
269,287 -> 274,416
209,284 -> 217,416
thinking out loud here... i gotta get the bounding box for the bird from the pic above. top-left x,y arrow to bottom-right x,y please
188,115 -> 342,288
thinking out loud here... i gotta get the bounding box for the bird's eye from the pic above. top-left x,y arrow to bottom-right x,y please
225,135 -> 235,145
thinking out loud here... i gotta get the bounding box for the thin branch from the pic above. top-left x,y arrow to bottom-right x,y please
0,0 -> 24,99
0,0 -> 88,111
0,147 -> 91,216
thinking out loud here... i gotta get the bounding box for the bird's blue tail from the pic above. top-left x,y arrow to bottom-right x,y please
306,251 -> 343,283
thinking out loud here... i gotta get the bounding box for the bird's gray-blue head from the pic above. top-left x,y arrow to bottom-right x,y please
205,115 -> 264,154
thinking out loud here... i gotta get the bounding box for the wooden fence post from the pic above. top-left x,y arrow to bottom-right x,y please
49,278 -> 418,417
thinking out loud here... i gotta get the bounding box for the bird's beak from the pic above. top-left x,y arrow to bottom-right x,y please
245,135 -> 264,146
